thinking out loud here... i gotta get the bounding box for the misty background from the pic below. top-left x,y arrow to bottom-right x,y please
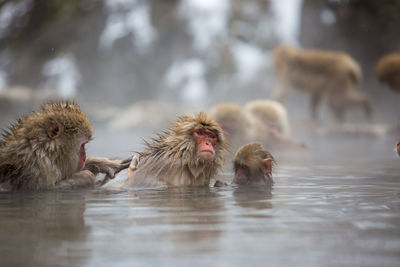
0,0 -> 399,157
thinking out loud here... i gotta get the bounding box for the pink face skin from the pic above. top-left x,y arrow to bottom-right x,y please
77,137 -> 89,170
193,128 -> 218,160
234,165 -> 249,184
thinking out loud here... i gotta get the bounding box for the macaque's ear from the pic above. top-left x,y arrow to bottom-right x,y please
47,122 -> 63,140
262,158 -> 272,174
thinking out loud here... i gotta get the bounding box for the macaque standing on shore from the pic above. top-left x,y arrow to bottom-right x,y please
104,113 -> 227,189
272,45 -> 372,123
376,53 -> 400,93
0,102 -> 130,191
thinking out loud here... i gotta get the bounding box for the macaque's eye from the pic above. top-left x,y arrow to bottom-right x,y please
208,133 -> 216,139
196,129 -> 204,136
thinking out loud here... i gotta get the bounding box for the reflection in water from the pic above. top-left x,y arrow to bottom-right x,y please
232,185 -> 273,210
0,137 -> 400,267
135,187 -> 226,255
0,191 -> 91,267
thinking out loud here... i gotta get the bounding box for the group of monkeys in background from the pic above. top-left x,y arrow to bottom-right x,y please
0,45 -> 399,191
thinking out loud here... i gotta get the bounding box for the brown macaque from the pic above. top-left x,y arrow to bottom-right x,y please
396,139 -> 400,158
245,100 -> 308,153
104,113 -> 227,189
0,102 -> 130,191
209,103 -> 251,152
245,100 -> 291,137
272,45 -> 372,123
376,53 -> 400,93
233,142 -> 275,186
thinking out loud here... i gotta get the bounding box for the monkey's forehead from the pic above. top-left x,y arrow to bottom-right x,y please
29,108 -> 92,135
176,115 -> 222,131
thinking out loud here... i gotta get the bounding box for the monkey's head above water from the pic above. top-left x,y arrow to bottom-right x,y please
0,102 -> 94,188
233,142 -> 275,186
10,102 -> 93,151
140,112 -> 228,170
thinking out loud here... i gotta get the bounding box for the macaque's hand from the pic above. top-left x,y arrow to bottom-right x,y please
85,157 -> 132,178
55,170 -> 96,189
214,180 -> 228,187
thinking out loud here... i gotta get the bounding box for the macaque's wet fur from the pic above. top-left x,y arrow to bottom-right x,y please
233,142 -> 275,186
376,53 -> 400,93
396,140 -> 400,158
111,113 -> 227,188
272,45 -> 372,123
245,99 -> 291,138
0,102 -> 129,190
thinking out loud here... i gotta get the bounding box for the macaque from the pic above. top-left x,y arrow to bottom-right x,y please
376,53 -> 400,93
245,99 -> 307,153
245,99 -> 290,137
0,102 -> 130,191
104,113 -> 227,189
233,142 -> 275,186
209,103 -> 251,152
396,139 -> 400,158
272,45 -> 372,123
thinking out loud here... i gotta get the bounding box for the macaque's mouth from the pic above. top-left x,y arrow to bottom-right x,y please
199,150 -> 215,159
200,150 -> 214,155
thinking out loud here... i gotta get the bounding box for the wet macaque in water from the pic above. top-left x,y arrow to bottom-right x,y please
233,142 -> 275,186
376,53 -> 400,93
272,45 -> 372,123
245,99 -> 290,137
245,100 -> 307,153
105,113 -> 227,188
0,102 -> 130,191
209,103 -> 251,152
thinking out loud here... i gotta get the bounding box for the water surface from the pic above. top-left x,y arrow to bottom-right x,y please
1,137 -> 399,267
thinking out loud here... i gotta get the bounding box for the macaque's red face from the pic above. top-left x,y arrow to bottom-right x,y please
77,137 -> 89,170
233,158 -> 272,185
397,140 -> 400,157
233,164 -> 250,185
193,127 -> 218,160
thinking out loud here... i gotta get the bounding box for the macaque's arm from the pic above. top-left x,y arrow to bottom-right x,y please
54,170 -> 96,189
84,157 -> 132,177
